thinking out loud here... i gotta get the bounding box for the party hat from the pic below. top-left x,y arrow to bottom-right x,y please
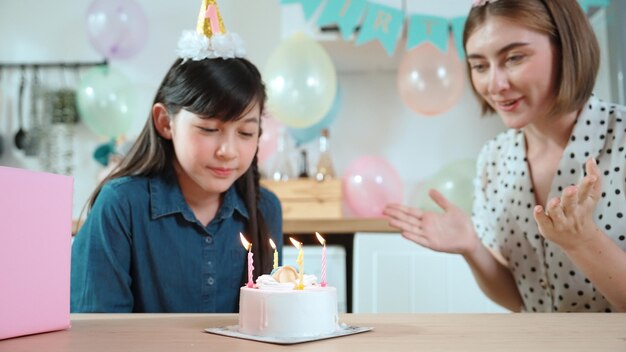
177,0 -> 246,61
196,0 -> 226,37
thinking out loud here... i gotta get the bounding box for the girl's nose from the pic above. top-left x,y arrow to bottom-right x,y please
216,138 -> 236,159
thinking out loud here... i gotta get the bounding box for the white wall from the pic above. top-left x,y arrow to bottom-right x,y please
0,0 -> 507,218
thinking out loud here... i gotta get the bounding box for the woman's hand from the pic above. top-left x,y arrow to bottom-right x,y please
533,158 -> 603,251
383,189 -> 479,255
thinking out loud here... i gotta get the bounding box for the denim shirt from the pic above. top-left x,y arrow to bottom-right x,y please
70,171 -> 282,313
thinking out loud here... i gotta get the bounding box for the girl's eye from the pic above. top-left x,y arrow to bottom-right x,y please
199,127 -> 218,133
239,131 -> 255,137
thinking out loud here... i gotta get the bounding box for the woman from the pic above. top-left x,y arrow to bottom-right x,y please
384,0 -> 626,312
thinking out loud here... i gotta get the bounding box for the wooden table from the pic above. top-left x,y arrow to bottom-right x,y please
2,313 -> 625,351
283,218 -> 396,234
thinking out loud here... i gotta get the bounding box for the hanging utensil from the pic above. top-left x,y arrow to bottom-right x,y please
14,67 -> 27,150
24,66 -> 41,156
0,67 -> 4,158
62,65 -> 80,175
1,71 -> 15,160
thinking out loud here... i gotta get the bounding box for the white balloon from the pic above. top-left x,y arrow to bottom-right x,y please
264,33 -> 337,128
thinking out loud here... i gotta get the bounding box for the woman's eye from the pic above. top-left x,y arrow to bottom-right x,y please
470,63 -> 486,72
507,55 -> 524,63
199,127 -> 218,133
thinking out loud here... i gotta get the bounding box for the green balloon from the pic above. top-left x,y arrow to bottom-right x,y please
414,159 -> 477,214
413,179 -> 444,213
264,33 -> 337,129
77,66 -> 138,138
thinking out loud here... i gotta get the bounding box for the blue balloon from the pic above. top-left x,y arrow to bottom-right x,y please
288,86 -> 341,146
93,140 -> 116,166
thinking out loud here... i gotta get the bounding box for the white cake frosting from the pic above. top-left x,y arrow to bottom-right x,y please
238,266 -> 339,338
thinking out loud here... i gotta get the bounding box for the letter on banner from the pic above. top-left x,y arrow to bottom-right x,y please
355,2 -> 404,56
406,15 -> 448,52
317,0 -> 368,40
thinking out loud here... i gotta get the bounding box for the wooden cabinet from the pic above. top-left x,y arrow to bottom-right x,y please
261,179 -> 342,220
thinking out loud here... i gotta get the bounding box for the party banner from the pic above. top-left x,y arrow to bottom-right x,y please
355,2 -> 404,55
280,0 -> 324,20
316,0 -> 368,40
282,0 -> 612,58
578,0 -> 611,12
407,15 -> 449,52
450,16 -> 467,59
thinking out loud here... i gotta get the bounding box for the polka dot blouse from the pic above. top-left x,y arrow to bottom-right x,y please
472,97 -> 626,312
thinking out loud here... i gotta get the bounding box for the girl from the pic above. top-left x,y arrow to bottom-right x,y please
71,56 -> 283,313
385,0 -> 626,312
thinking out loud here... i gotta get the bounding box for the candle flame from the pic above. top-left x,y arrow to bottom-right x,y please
269,238 -> 276,250
289,237 -> 302,249
315,232 -> 326,245
240,232 -> 251,251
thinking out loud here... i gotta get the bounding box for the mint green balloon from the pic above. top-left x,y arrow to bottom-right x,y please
77,66 -> 138,137
264,33 -> 337,129
414,159 -> 477,214
413,178 -> 444,213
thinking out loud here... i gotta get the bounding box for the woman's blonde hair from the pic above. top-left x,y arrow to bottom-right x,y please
463,0 -> 599,118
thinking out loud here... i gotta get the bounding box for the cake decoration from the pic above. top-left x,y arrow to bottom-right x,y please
289,237 -> 305,290
315,232 -> 327,287
239,233 -> 254,288
269,238 -> 278,270
271,265 -> 298,283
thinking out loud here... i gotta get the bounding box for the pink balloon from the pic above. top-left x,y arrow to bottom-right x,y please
397,41 -> 464,116
342,156 -> 403,218
86,0 -> 148,60
258,114 -> 281,164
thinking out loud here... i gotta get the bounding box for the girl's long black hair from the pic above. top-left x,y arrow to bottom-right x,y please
82,57 -> 273,279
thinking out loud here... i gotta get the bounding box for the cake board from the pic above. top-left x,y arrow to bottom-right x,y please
205,324 -> 373,345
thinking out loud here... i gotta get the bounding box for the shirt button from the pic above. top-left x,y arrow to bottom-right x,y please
207,261 -> 213,266
205,236 -> 213,244
539,278 -> 548,289
207,277 -> 215,285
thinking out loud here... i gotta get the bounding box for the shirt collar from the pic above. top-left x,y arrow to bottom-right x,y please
215,184 -> 250,221
512,96 -> 610,165
149,167 -> 249,222
569,96 -> 610,164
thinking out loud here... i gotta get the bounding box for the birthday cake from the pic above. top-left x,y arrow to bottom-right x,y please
238,266 -> 339,338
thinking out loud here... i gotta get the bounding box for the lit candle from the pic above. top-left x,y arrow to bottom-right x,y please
289,237 -> 304,290
269,238 -> 278,270
240,233 -> 254,288
315,232 -> 327,287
